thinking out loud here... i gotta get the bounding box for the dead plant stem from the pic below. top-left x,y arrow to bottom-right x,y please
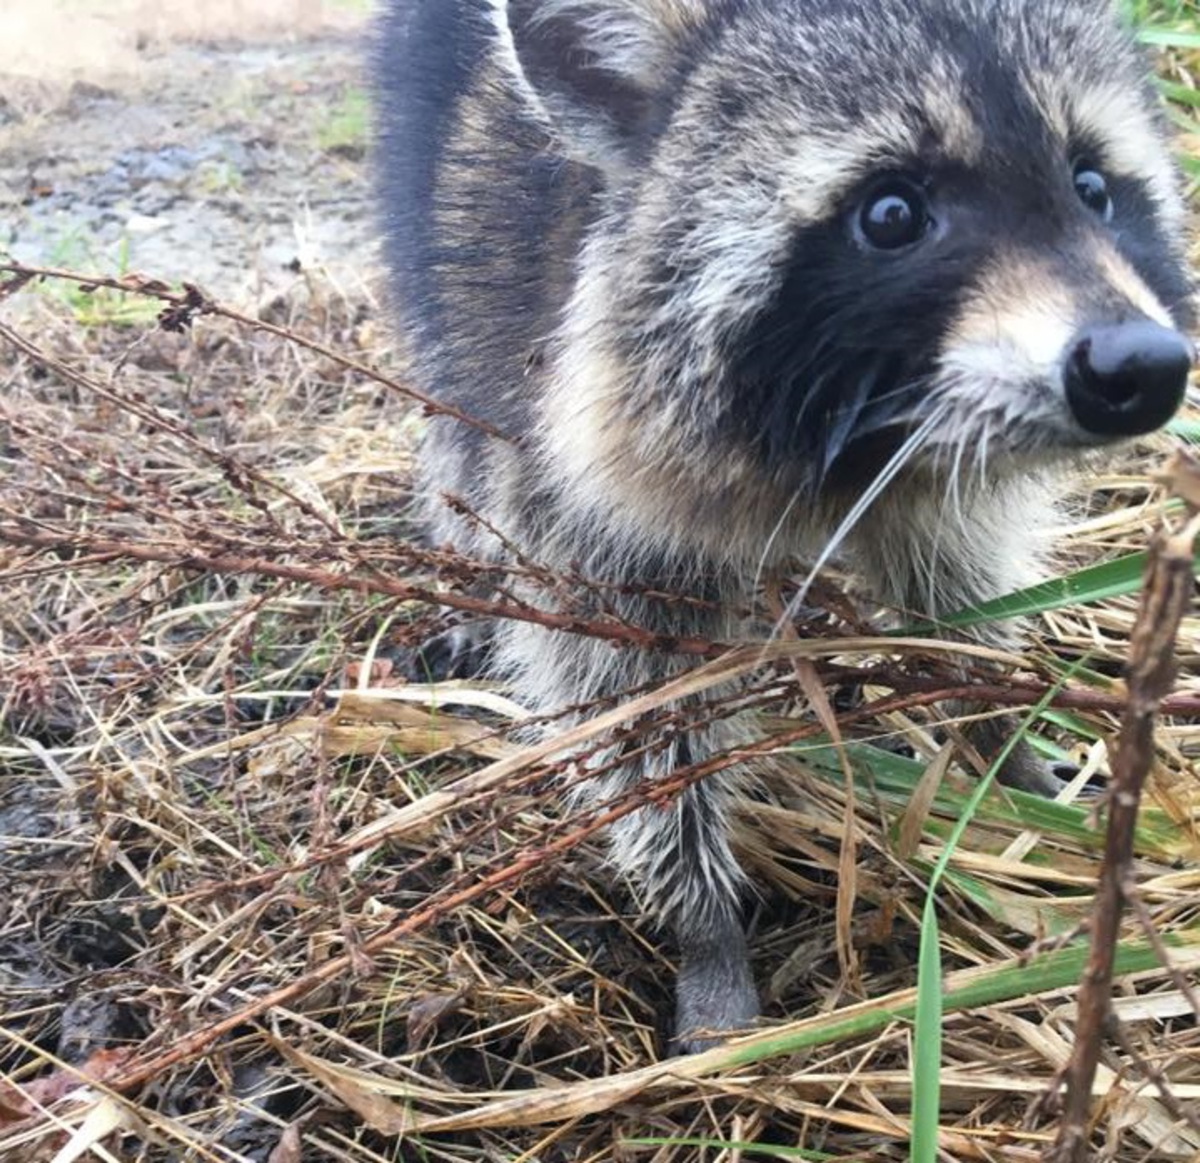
1046,455 -> 1200,1162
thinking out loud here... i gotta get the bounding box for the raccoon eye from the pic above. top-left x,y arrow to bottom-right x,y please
857,180 -> 929,250
1073,165 -> 1113,223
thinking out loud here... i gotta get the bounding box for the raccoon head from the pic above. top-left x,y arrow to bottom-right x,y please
494,0 -> 1194,552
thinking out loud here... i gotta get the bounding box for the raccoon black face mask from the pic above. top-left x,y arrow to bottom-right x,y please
375,0 -> 1193,1052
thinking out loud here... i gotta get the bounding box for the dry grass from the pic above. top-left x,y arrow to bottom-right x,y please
1,259 -> 1200,1162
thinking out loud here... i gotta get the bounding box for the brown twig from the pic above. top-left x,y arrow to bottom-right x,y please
0,259 -> 513,443
1045,452 -> 1200,1163
0,522 -> 726,656
10,515 -> 1200,720
0,319 -> 347,540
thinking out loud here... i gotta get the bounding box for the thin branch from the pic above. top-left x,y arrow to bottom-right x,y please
1045,452 -> 1200,1163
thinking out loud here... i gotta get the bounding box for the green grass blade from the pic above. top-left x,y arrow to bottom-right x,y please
798,739 -> 1189,856
908,674 -> 1067,1162
1160,79 -> 1200,107
940,867 -> 1089,937
908,551 -> 1156,629
1138,27 -> 1200,48
1168,417 -> 1200,440
720,935 -> 1200,1071
1039,708 -> 1103,741
910,894 -> 944,1163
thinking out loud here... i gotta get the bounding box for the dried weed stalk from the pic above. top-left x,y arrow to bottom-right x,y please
1048,454 -> 1200,1163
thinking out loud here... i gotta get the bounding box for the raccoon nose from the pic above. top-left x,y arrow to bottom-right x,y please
1064,320 -> 1192,437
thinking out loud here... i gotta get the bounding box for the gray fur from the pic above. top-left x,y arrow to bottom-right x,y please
375,0 -> 1192,1049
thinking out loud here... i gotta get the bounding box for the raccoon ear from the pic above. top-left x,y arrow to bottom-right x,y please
495,0 -> 700,169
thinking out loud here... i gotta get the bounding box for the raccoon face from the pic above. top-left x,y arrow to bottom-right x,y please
497,0 -> 1193,540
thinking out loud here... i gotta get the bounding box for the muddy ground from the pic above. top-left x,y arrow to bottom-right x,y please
1,0 -> 374,303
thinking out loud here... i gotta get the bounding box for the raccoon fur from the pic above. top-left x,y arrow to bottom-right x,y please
374,0 -> 1194,1052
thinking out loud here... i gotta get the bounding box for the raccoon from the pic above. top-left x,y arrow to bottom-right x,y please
374,0 -> 1194,1051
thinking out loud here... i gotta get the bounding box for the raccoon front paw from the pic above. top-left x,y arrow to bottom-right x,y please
671,935 -> 760,1055
395,624 -> 491,683
971,719 -> 1071,797
998,738 -> 1078,797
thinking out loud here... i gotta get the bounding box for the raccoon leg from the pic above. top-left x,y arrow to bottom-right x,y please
674,906 -> 759,1054
497,589 -> 759,1052
399,421 -> 502,681
607,770 -> 759,1053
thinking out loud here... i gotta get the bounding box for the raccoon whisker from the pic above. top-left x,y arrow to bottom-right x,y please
948,427 -> 969,527
924,530 -> 942,619
812,373 -> 922,479
817,367 -> 879,479
1159,290 -> 1196,320
925,425 -> 972,616
754,383 -> 915,565
772,404 -> 949,639
751,483 -> 807,612
977,417 -> 994,490
930,410 -> 1014,615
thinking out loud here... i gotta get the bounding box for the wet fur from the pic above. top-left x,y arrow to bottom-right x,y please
375,0 -> 1192,1050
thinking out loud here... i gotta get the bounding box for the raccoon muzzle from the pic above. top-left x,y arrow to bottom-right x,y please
1064,319 -> 1192,438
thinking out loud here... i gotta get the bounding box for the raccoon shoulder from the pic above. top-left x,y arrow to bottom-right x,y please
373,0 -> 600,427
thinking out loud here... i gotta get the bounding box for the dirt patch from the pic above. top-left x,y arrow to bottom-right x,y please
1,0 -> 360,94
1,0 -> 373,302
